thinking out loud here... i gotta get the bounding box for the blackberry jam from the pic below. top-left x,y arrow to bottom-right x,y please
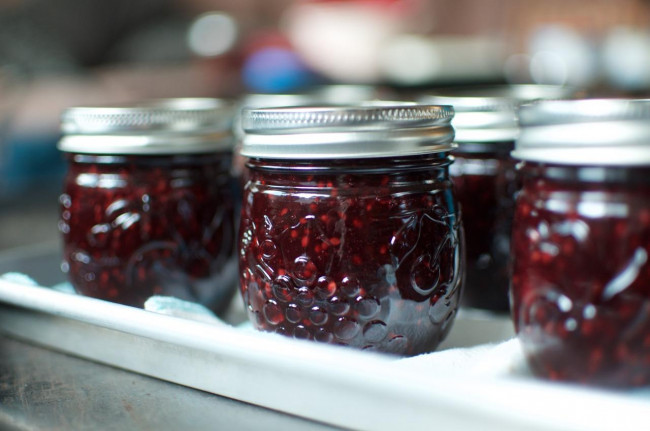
421,85 -> 577,311
511,99 -> 650,386
449,144 -> 517,311
238,105 -> 463,356
58,99 -> 237,313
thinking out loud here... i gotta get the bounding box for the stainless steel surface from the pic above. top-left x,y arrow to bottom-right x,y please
240,105 -> 455,159
419,85 -> 579,143
514,99 -> 650,165
59,98 -> 235,154
0,335 -> 338,431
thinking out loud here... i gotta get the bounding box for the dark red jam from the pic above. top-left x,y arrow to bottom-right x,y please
450,142 -> 517,311
60,153 -> 237,313
511,163 -> 650,386
238,155 -> 463,356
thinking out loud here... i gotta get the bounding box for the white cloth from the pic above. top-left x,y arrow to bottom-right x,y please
402,337 -> 531,378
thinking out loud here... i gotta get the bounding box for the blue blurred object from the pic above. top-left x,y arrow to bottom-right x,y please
0,134 -> 65,200
242,47 -> 321,93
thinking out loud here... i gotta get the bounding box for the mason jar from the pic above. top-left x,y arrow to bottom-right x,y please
511,98 -> 650,386
421,85 -> 578,311
58,98 -> 238,314
238,104 -> 464,356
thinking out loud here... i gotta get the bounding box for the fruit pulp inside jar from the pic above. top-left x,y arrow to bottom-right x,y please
238,155 -> 464,356
60,153 -> 237,313
511,163 -> 650,386
450,143 -> 517,311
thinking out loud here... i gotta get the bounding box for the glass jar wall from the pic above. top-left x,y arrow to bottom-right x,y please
447,143 -> 517,311
238,104 -> 464,356
511,99 -> 650,386
421,85 -> 579,311
58,98 -> 238,314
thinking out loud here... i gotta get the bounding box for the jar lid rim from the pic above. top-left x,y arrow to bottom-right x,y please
419,85 -> 580,143
419,85 -> 580,112
59,98 -> 235,154
240,104 -> 455,159
58,133 -> 233,155
62,98 -> 234,135
518,98 -> 650,125
242,104 -> 453,132
514,98 -> 650,165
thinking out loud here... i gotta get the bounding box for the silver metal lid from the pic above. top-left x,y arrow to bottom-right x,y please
419,85 -> 579,143
59,98 -> 235,154
513,98 -> 650,165
234,93 -> 323,140
235,86 -> 387,138
240,104 -> 455,159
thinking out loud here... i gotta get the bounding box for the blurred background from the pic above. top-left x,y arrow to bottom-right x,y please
2,0 -> 650,248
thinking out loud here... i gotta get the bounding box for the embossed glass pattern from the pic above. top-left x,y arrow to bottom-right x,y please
239,156 -> 463,355
511,164 -> 650,386
60,153 -> 237,312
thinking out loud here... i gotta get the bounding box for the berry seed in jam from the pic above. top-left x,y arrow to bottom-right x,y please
238,104 -> 462,356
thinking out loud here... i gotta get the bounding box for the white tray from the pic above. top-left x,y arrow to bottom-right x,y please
0,245 -> 649,431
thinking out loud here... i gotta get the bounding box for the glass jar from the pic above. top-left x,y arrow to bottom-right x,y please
238,105 -> 464,356
511,99 -> 650,386
421,85 -> 578,311
58,98 -> 237,314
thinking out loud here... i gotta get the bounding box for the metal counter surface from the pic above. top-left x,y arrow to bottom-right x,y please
0,335 -> 337,431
